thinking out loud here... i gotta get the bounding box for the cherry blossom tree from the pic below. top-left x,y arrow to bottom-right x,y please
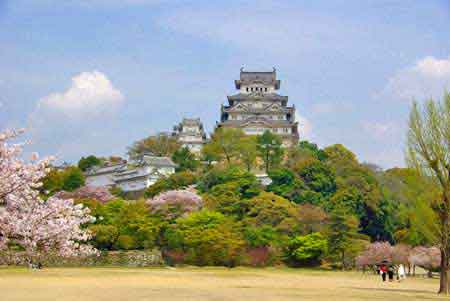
0,129 -> 97,267
356,242 -> 393,268
409,246 -> 441,277
147,189 -> 203,220
55,185 -> 114,204
0,129 -> 49,206
392,244 -> 412,265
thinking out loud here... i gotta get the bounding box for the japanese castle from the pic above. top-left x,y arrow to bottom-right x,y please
86,68 -> 299,192
217,68 -> 299,147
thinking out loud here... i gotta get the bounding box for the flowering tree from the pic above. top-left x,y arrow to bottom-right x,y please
392,244 -> 412,265
147,189 -> 203,220
55,185 -> 114,204
0,129 -> 97,267
356,242 -> 393,268
0,129 -> 49,206
409,246 -> 441,277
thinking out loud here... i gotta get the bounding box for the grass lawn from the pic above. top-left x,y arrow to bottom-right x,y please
0,267 -> 447,301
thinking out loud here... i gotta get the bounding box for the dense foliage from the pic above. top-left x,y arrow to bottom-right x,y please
5,124 -> 440,270
78,155 -> 102,171
42,166 -> 85,194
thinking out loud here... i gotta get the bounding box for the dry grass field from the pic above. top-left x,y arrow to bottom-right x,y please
0,267 -> 447,301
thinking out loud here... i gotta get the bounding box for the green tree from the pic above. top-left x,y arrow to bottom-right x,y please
89,224 -> 119,249
128,134 -> 181,158
42,166 -> 85,193
171,147 -> 200,172
244,225 -> 279,248
61,166 -> 85,191
323,144 -> 385,240
406,93 -> 450,294
381,167 -> 438,245
298,204 -> 328,234
286,141 -> 327,168
205,182 -> 251,219
267,168 -> 306,203
243,192 -> 300,236
144,171 -> 198,198
238,135 -> 258,171
287,232 -> 327,266
165,210 -> 245,266
289,159 -> 336,206
86,199 -> 162,250
327,205 -> 367,270
78,155 -> 102,171
203,128 -> 245,165
197,166 -> 261,198
257,130 -> 284,173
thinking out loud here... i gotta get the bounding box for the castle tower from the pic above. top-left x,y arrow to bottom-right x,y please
172,118 -> 207,154
217,68 -> 299,146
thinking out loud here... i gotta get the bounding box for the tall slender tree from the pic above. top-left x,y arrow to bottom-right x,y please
257,130 -> 284,173
203,128 -> 245,165
327,205 -> 366,270
407,92 -> 450,294
238,135 -> 258,171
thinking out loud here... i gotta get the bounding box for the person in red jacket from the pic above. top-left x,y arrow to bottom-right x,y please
380,264 -> 388,282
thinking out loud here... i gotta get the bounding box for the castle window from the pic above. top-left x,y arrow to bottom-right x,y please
265,87 -> 268,92
246,87 -> 249,92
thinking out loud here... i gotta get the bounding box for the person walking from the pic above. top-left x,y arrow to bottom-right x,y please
380,264 -> 388,282
397,264 -> 406,282
388,265 -> 395,282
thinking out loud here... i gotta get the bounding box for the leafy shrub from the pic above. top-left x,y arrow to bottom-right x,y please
244,225 -> 279,248
197,166 -> 261,198
205,182 -> 251,219
78,155 -> 102,171
42,166 -> 85,194
115,235 -> 137,250
165,210 -> 245,266
89,224 -> 119,249
243,192 -> 300,236
287,232 -> 328,266
145,171 -> 198,198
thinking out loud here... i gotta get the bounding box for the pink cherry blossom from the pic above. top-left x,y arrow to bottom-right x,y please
408,246 -> 440,271
147,189 -> 203,220
0,129 -> 97,266
356,242 -> 393,267
55,185 -> 114,204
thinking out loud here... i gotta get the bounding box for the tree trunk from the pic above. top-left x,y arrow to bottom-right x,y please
439,247 -> 449,294
438,194 -> 450,294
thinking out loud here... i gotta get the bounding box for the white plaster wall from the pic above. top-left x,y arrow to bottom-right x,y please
117,178 -> 148,192
86,174 -> 115,187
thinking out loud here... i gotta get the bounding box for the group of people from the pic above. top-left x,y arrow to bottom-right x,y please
378,262 -> 406,282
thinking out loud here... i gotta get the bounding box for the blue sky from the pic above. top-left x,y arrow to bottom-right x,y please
1,0 -> 450,168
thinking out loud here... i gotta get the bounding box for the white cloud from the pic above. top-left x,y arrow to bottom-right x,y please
381,56 -> 450,101
413,56 -> 450,78
295,111 -> 313,141
38,71 -> 124,118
